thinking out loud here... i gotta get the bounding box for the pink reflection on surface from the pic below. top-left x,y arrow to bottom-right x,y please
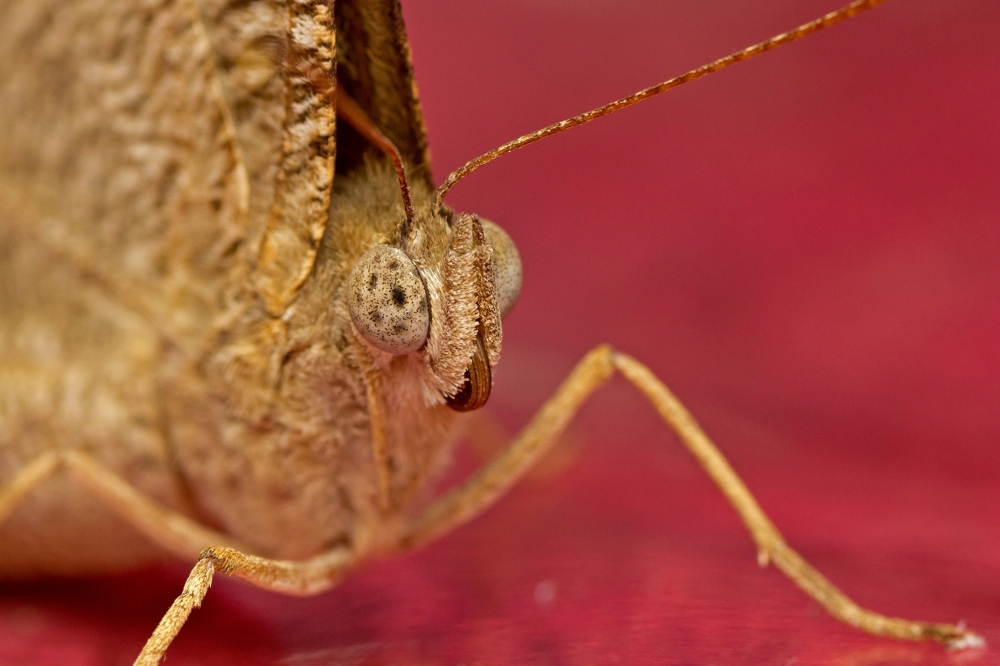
2,0 -> 998,664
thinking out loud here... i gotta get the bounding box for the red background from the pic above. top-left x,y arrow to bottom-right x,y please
3,0 -> 999,664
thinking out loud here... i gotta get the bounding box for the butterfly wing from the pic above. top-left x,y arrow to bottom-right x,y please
332,0 -> 433,187
0,0 -> 436,574
199,0 -> 432,316
0,0 -> 251,574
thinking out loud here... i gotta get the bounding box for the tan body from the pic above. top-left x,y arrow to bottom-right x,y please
0,0 -> 463,573
0,0 -> 985,662
0,163 -> 461,574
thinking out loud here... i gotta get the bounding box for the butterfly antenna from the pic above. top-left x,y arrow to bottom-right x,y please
279,38 -> 417,236
335,89 -> 417,237
433,0 -> 886,212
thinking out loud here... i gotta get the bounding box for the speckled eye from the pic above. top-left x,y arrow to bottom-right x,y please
481,219 -> 522,318
347,245 -> 430,354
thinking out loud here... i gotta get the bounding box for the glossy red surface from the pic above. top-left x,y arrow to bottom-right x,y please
3,0 -> 999,664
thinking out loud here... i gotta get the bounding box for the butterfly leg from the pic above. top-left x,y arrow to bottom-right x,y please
0,449 -> 356,664
0,451 -> 61,527
0,449 -> 243,559
396,345 -> 983,649
134,544 -> 355,666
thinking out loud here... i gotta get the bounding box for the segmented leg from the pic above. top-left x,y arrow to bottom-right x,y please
0,451 -> 60,526
0,450 -> 349,665
398,345 -> 983,649
0,449 -> 243,559
6,346 -> 981,664
0,450 -> 362,665
134,545 -> 354,666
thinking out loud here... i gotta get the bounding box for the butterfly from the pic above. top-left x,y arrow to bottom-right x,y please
0,0 -> 994,663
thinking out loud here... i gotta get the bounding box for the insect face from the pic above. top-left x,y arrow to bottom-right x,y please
340,164 -> 523,409
347,222 -> 520,359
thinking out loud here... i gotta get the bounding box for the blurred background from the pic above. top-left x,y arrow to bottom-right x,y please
3,0 -> 999,663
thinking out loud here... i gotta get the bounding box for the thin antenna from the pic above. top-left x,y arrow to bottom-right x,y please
335,89 -> 417,235
433,0 -> 886,212
278,38 -> 417,234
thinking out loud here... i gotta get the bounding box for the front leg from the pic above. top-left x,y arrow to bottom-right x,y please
396,346 -> 983,649
134,346 -> 982,664
135,544 -> 355,666
0,448 -> 358,665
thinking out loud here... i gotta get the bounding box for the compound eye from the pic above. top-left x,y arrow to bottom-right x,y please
481,219 -> 522,318
348,245 -> 430,354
